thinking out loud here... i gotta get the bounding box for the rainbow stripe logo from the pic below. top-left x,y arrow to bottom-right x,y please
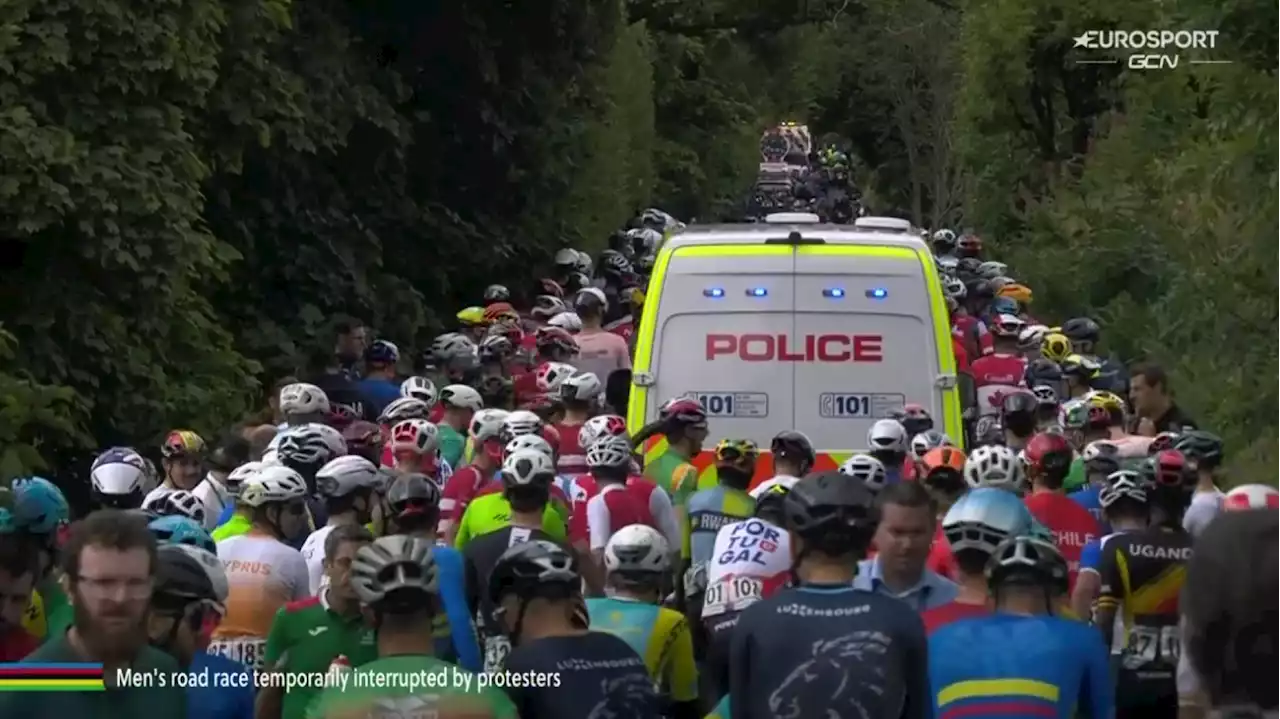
0,663 -> 106,692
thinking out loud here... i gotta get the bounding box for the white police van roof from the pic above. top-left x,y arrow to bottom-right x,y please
667,215 -> 927,250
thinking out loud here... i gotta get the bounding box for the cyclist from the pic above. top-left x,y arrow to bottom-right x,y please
10,476 -> 72,643
583,435 -> 661,562
729,471 -> 929,719
305,535 -> 515,718
552,371 -> 603,475
866,418 -> 910,483
770,430 -> 816,478
904,429 -> 953,481
381,473 -> 480,672
642,397 -> 708,505
1068,440 -> 1122,528
1174,430 -> 1226,538
209,466 -> 311,670
929,536 -> 1112,718
148,542 -> 253,719
143,430 -> 209,507
1095,469 -> 1193,716
587,526 -> 699,719
962,444 -> 1025,494
837,454 -> 889,496
490,540 -> 660,718
0,539 -> 38,660
701,478 -> 795,702
300,455 -> 385,594
387,418 -> 443,478
440,408 -> 508,541
1070,470 -> 1150,623
190,435 -> 250,531
210,462 -> 265,541
924,487 -> 1036,633
90,446 -> 154,510
277,382 -> 330,428
437,384 -> 483,469
453,437 -> 569,549
143,489 -> 209,527
356,339 -> 402,418
680,439 -> 759,620
970,313 -> 1028,417
1022,432 -> 1100,592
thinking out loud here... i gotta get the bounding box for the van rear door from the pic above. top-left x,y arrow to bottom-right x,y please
649,247 -> 795,448
792,246 -> 942,450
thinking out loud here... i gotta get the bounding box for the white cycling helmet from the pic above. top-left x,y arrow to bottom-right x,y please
315,455 -> 385,498
991,313 -> 1026,337
431,333 -> 476,363
586,435 -> 632,468
91,459 -> 148,498
502,449 -> 556,485
554,248 -> 579,267
390,419 -> 439,455
379,397 -> 431,424
1018,324 -> 1048,351
277,423 -> 347,466
439,384 -> 483,412
502,410 -> 544,440
168,543 -> 230,604
572,250 -> 593,275
909,430 -> 954,462
351,536 -> 439,606
535,362 -> 578,393
547,312 -> 583,332
580,415 -> 628,451
977,260 -> 1008,279
838,455 -> 888,494
559,371 -> 602,402
964,445 -> 1024,491
867,419 -> 909,454
468,408 -> 510,443
604,525 -> 671,574
400,376 -> 438,406
224,461 -> 263,496
279,382 -> 329,416
239,465 -> 308,507
143,490 -> 208,525
932,228 -> 956,244
1031,385 -> 1059,405
942,276 -> 966,298
504,434 -> 552,459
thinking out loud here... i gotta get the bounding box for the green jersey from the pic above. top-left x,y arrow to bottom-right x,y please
40,578 -> 72,639
644,449 -> 700,507
264,593 -> 379,719
0,633 -> 186,717
305,654 -> 517,719
213,513 -> 251,542
453,493 -> 566,550
439,425 -> 466,470
1064,457 -> 1087,492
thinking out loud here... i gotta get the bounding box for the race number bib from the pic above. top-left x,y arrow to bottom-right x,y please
207,638 -> 268,670
1122,625 -> 1179,671
702,576 -> 764,617
482,635 -> 511,674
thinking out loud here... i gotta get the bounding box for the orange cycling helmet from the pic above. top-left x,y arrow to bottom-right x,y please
483,302 -> 519,325
922,446 -> 967,474
997,283 -> 1033,304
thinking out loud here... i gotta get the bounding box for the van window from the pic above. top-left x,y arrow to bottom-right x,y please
648,250 -> 794,448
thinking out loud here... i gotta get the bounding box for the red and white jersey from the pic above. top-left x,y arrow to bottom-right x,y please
565,474 -> 679,551
552,421 -> 587,475
970,352 -> 1028,416
438,464 -> 495,536
952,315 -> 993,357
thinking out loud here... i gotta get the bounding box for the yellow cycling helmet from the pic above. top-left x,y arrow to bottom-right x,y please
1060,353 -> 1101,379
1040,332 -> 1073,363
456,306 -> 487,327
997,283 -> 1033,304
714,438 -> 759,464
1084,390 -> 1126,414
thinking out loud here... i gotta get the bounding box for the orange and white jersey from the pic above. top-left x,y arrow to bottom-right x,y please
209,533 -> 309,669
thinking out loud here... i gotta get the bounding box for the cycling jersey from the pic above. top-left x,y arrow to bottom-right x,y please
921,601 -> 989,635
1069,483 -> 1109,530
682,485 -> 754,568
970,352 -> 1027,417
192,473 -> 233,532
644,449 -> 699,504
430,544 -> 483,673
0,625 -> 37,661
188,650 -> 254,719
213,513 -> 252,542
264,593 -> 377,719
702,518 -> 790,620
503,632 -> 660,719
439,463 -> 496,535
729,584 -> 929,719
1096,526 -> 1192,707
473,478 -> 572,524
585,596 -> 698,702
1024,490 -> 1101,592
585,484 -> 655,551
551,420 -> 586,475
453,491 -> 566,550
20,589 -> 44,641
463,526 -> 560,673
930,612 -> 1113,719
705,695 -> 730,719
304,654 -> 516,719
1183,488 -> 1224,538
567,475 -> 680,551
212,533 -> 310,670
355,376 -> 400,419
1064,456 -> 1088,492
438,423 -> 466,469
300,524 -> 336,595
40,580 -> 71,641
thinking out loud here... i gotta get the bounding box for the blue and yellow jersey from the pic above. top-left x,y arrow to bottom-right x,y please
929,613 -> 1113,719
585,596 -> 698,702
704,694 -> 729,719
681,485 -> 754,564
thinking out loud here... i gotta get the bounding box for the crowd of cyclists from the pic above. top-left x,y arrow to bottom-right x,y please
0,206 -> 1274,719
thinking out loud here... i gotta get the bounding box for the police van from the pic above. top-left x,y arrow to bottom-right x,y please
626,212 -> 966,487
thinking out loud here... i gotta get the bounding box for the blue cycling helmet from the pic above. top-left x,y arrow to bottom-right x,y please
11,477 -> 69,535
989,297 -> 1020,317
148,515 -> 216,555
942,487 -> 1034,556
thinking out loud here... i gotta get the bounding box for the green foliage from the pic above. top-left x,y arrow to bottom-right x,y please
0,328 -> 88,483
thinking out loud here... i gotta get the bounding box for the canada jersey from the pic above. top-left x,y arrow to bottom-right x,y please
1024,491 -> 1101,592
970,353 -> 1028,416
701,518 -> 790,619
212,534 -> 310,670
1096,527 -> 1192,698
930,613 -> 1113,719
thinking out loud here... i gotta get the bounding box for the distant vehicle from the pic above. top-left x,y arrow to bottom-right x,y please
759,122 -> 812,168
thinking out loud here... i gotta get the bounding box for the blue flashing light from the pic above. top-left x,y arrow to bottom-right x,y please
866,287 -> 889,300
704,287 -> 726,298
747,287 -> 768,297
823,287 -> 846,299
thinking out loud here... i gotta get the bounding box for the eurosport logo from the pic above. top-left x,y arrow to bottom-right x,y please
1072,30 -> 1231,70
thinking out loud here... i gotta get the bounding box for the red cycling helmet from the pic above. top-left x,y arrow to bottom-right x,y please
539,278 -> 564,299
659,397 -> 708,429
535,326 -> 578,357
1153,449 -> 1188,487
341,421 -> 385,462
1148,431 -> 1179,453
1024,432 -> 1073,474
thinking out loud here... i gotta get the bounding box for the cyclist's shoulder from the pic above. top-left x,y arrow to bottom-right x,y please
282,596 -> 322,615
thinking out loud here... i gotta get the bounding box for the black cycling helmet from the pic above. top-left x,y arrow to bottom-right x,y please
153,544 -> 219,612
386,473 -> 440,518
967,279 -> 995,302
771,431 -> 816,475
1172,430 -> 1224,470
782,471 -> 877,554
1060,317 -> 1100,346
753,481 -> 793,526
597,249 -> 632,280
1024,358 -> 1063,387
985,535 -> 1069,595
483,284 -> 510,304
1000,391 -> 1037,417
487,540 -> 579,607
